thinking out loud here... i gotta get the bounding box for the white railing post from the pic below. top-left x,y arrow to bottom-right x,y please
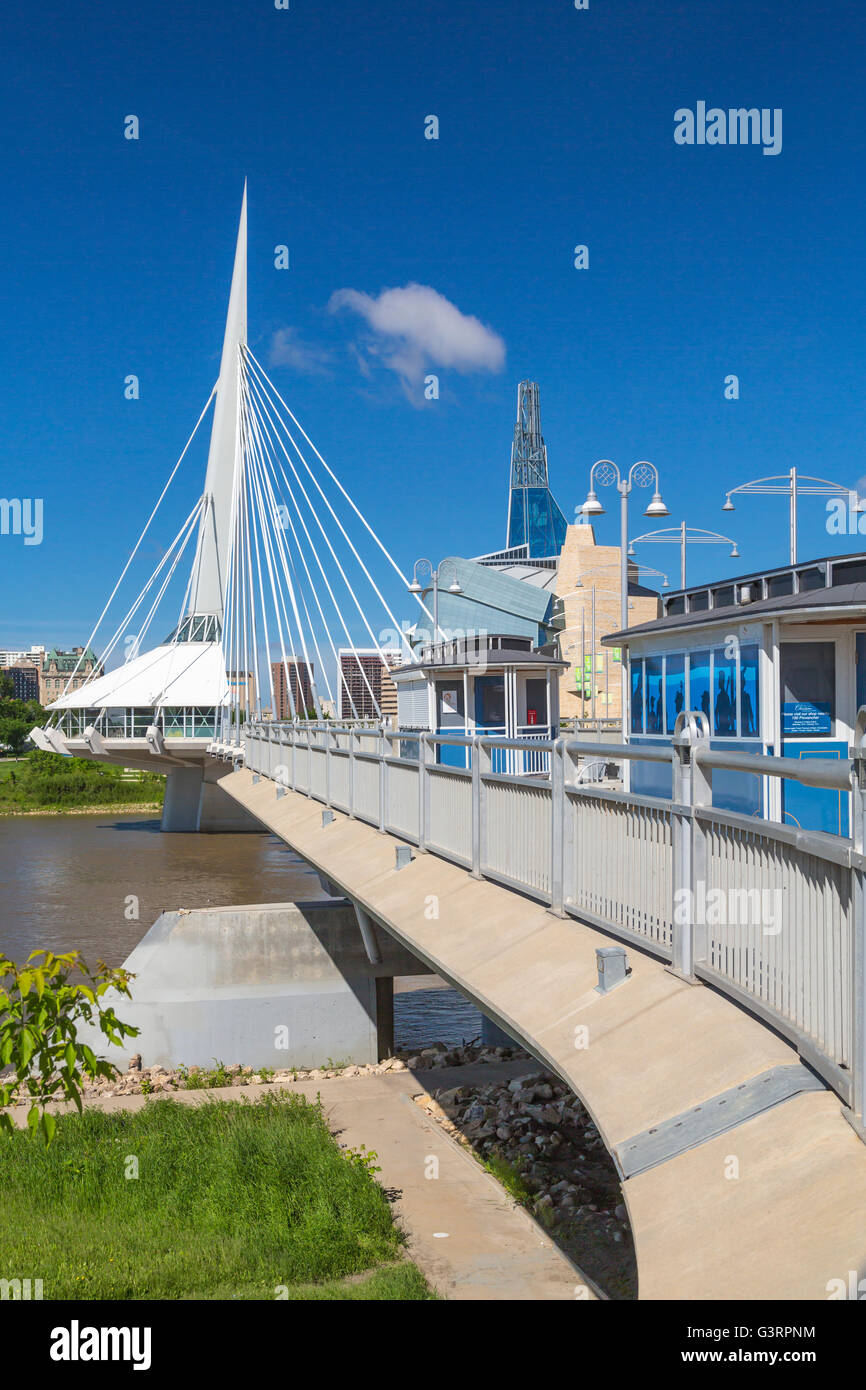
549,737 -> 566,915
291,721 -> 296,792
471,736 -> 492,879
378,722 -> 388,833
348,726 -> 356,818
849,709 -> 866,1134
418,733 -> 429,851
670,711 -> 710,981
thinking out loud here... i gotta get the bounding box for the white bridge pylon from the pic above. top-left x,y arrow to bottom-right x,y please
41,185 -> 440,764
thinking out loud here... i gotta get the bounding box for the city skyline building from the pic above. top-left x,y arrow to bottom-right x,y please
271,657 -> 314,719
5,665 -> 40,701
338,648 -> 401,722
39,647 -> 101,706
0,644 -> 45,669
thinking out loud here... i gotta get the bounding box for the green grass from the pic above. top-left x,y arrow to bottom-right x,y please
482,1153 -> 532,1205
0,751 -> 164,811
0,1093 -> 434,1300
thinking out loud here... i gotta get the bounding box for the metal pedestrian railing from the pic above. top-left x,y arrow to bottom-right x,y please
224,710 -> 866,1136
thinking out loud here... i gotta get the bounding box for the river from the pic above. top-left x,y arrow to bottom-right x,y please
0,812 -> 482,1050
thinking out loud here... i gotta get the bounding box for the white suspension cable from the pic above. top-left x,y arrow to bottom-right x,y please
58,385 -> 217,699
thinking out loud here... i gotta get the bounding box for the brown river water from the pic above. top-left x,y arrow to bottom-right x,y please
0,812 -> 482,1050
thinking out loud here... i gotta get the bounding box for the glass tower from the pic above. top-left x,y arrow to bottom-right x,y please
505,381 -> 568,559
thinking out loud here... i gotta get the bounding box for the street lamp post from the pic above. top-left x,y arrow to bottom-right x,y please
556,561 -> 669,726
721,468 -> 861,566
579,461 -> 669,734
628,521 -> 739,589
408,558 -> 463,646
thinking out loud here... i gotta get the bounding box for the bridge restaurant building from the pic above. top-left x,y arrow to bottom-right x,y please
391,633 -> 566,772
604,553 -> 866,836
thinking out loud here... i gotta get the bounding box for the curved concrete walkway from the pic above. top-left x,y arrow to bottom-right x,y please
220,766 -> 866,1300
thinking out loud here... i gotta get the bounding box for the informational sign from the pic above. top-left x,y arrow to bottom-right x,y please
782,701 -> 832,735
440,688 -> 460,716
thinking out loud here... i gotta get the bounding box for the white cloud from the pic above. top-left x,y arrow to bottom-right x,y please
328,282 -> 505,388
268,326 -> 332,375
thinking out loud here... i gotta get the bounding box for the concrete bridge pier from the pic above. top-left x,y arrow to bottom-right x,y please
162,763 -> 261,833
77,900 -> 427,1071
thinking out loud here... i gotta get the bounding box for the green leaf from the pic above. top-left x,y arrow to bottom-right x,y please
18,1028 -> 34,1068
40,1112 -> 56,1146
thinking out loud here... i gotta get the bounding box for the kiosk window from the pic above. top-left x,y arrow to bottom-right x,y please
631,660 -> 644,733
780,642 -> 835,737
740,645 -> 760,738
645,658 -> 663,733
689,650 -> 711,728
713,646 -> 737,735
664,655 -> 685,734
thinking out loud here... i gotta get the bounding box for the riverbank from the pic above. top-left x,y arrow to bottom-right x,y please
0,803 -> 164,817
0,752 -> 165,815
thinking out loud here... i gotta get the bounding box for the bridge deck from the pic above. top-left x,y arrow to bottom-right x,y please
220,766 -> 866,1299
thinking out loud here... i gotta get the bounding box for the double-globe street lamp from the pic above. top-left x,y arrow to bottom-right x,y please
628,521 -> 739,590
579,460 -> 669,733
408,558 -> 462,647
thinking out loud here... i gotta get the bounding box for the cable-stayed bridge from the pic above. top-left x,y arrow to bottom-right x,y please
35,190 -> 866,1299
35,185 -> 437,828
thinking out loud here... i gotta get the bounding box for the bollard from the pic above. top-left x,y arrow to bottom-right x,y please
595,946 -> 629,995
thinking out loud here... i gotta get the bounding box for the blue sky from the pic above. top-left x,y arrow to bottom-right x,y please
2,0 -> 865,650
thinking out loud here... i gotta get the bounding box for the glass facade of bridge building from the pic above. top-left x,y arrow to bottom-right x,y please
608,552 -> 866,837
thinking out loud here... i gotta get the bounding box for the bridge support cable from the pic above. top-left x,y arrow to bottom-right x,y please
243,372 -> 325,720
63,495 -> 206,715
245,346 -> 443,642
243,366 -> 381,719
57,386 -> 217,702
244,347 -> 439,651
243,363 -> 389,699
243,374 -> 334,717
242,364 -> 400,714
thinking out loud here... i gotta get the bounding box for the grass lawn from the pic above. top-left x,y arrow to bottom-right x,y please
0,753 -> 165,812
0,1092 -> 434,1300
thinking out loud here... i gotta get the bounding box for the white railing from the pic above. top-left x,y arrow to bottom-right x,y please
232,713 -> 866,1134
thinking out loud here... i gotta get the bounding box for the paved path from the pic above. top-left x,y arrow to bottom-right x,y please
8,1071 -> 595,1302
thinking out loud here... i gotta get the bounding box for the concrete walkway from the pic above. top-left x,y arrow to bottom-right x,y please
219,767 -> 866,1299
8,1071 -> 594,1302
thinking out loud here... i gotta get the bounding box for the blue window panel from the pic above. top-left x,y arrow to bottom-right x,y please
665,655 -> 685,734
689,650 -> 711,728
525,488 -> 553,556
507,491 -> 526,549
645,657 -> 663,734
710,740 -> 763,816
629,736 -> 673,799
712,647 -> 737,735
631,659 -> 644,734
782,743 -> 848,836
740,644 -> 760,738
